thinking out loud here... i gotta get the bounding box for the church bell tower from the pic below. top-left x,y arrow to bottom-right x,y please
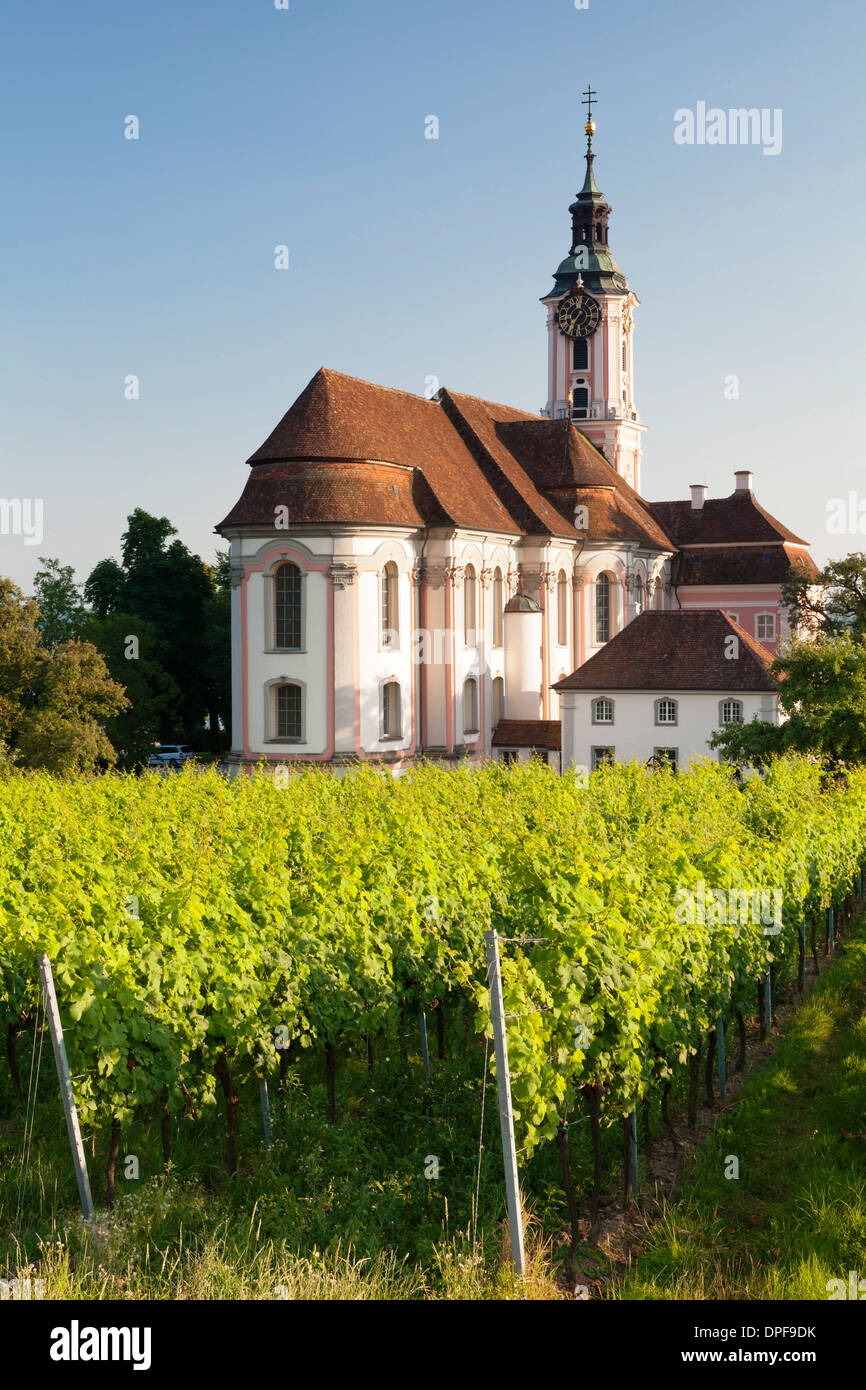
542,88 -> 646,494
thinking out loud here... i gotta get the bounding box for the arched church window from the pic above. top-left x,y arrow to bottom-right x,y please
492,676 -> 504,726
463,677 -> 479,735
274,563 -> 302,650
464,565 -> 478,647
492,568 -> 504,648
381,561 -> 399,648
572,388 -> 589,421
595,573 -> 611,644
573,339 -> 588,370
382,682 -> 402,739
274,682 -> 303,740
557,571 -> 568,647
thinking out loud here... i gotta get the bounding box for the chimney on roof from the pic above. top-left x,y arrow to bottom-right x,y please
734,470 -> 754,492
690,484 -> 708,511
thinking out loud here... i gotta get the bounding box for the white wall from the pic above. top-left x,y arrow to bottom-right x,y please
560,688 -> 779,771
229,522 -> 676,766
245,560 -> 330,755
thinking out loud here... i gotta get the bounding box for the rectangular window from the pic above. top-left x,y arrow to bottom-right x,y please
756,613 -> 777,641
653,747 -> 678,771
591,746 -> 615,770
655,699 -> 678,725
720,699 -> 743,724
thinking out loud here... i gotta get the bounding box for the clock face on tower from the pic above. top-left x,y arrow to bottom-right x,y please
557,291 -> 601,340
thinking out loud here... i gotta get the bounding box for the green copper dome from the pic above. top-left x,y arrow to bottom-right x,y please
551,249 -> 627,294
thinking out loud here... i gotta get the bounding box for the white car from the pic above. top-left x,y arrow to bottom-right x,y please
148,744 -> 194,769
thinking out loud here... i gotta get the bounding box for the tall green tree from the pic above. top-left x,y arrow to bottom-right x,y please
200,551 -> 231,744
84,509 -> 230,747
711,633 -> 866,768
81,612 -> 181,767
32,558 -> 87,648
0,576 -> 128,774
782,552 -> 866,638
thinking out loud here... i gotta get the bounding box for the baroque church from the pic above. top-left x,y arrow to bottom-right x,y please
217,95 -> 816,772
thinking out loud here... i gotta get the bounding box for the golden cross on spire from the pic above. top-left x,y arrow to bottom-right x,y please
581,85 -> 597,156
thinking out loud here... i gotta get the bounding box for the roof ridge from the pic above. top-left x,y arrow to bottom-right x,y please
315,366 -> 439,405
554,608 -> 777,692
446,389 -> 542,420
438,390 -> 568,537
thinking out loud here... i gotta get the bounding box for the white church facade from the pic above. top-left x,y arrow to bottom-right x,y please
217,94 -> 815,772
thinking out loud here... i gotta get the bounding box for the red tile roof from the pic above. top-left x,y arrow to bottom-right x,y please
649,491 -> 809,547
492,719 -> 562,749
221,369 -> 517,534
481,412 -> 674,550
673,543 -> 819,586
553,610 -> 777,692
219,460 -> 448,529
217,368 -> 675,549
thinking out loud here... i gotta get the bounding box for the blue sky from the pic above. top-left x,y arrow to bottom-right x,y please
2,0 -> 864,588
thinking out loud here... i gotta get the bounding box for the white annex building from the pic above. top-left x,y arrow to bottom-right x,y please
217,94 -> 814,772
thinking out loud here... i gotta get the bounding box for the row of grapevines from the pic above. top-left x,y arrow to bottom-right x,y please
1,756 -> 864,1184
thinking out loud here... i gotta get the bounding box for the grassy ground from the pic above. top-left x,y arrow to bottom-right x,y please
608,922 -> 866,1300
4,931 -> 865,1301
2,1015 -> 567,1299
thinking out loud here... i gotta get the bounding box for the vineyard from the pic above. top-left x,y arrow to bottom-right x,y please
2,755 -> 866,1295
